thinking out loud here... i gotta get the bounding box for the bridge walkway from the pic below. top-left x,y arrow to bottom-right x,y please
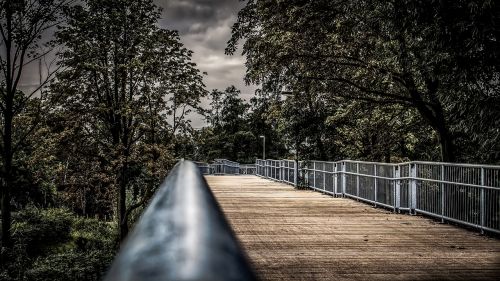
205,175 -> 500,281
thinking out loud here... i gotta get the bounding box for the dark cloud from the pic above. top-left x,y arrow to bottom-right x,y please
155,0 -> 257,127
156,0 -> 244,35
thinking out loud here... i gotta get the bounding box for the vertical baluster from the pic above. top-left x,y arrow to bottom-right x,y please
321,163 -> 326,191
441,164 -> 445,223
294,160 -> 298,187
356,163 -> 360,197
313,162 -> 316,189
395,166 -> 400,212
480,167 -> 485,234
410,163 -> 417,215
374,164 -> 377,204
342,162 -> 346,196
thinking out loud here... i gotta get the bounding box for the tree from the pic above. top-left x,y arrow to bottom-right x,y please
51,0 -> 206,240
201,86 -> 260,163
1,0 -> 69,248
247,89 -> 287,160
227,0 -> 500,163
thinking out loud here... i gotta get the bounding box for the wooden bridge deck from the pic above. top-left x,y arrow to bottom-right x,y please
205,175 -> 500,281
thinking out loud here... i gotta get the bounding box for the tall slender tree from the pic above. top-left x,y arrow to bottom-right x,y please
0,0 -> 69,248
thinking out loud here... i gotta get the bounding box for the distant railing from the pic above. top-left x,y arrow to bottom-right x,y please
105,160 -> 257,281
256,159 -> 500,235
239,164 -> 256,175
194,161 -> 212,175
195,159 -> 256,175
212,159 -> 240,174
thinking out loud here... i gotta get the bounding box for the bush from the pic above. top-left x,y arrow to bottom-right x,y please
25,250 -> 112,281
1,207 -> 117,281
71,216 -> 116,252
13,207 -> 73,255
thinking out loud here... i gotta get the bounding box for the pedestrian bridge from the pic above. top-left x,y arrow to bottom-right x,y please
206,175 -> 500,280
105,159 -> 500,281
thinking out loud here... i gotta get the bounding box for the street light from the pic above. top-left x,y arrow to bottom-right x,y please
259,135 -> 265,160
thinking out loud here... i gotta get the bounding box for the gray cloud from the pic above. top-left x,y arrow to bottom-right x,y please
156,0 -> 257,127
156,0 -> 243,35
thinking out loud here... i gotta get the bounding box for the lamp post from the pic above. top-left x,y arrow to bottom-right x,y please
259,135 -> 265,160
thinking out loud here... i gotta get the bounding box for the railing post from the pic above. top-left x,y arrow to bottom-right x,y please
280,160 -> 283,182
441,164 -> 445,223
410,163 -> 417,215
356,163 -> 360,197
342,162 -> 346,196
313,162 -> 316,189
374,164 -> 377,204
480,167 -> 485,234
394,166 -> 400,212
278,160 -> 283,182
323,164 -> 326,192
294,160 -> 298,187
334,163 -> 338,195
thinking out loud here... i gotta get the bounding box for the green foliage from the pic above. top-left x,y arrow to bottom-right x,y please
25,250 -> 111,281
227,0 -> 500,163
13,207 -> 73,254
48,0 -> 206,237
1,207 -> 116,281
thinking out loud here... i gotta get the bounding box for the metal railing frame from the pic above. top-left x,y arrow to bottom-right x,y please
105,160 -> 257,281
195,159 -> 256,175
256,159 -> 500,235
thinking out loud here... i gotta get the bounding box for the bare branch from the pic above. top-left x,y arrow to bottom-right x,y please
14,48 -> 52,70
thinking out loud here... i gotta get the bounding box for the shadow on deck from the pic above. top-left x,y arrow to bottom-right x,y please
206,175 -> 500,281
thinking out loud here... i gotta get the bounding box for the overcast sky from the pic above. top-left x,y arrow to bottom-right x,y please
157,0 -> 256,127
18,0 -> 255,128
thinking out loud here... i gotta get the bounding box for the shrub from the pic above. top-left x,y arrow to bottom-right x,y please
1,207 -> 117,281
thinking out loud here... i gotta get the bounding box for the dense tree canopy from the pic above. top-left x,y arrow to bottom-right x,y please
1,0 -> 206,279
227,0 -> 500,163
51,0 -> 206,239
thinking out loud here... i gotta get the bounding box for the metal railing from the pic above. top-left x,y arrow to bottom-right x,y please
256,159 -> 500,234
211,159 -> 240,174
105,160 -> 257,281
239,164 -> 256,175
194,161 -> 212,175
195,159 -> 255,175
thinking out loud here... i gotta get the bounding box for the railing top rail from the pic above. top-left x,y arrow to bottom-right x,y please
193,161 -> 210,166
256,159 -> 500,169
214,158 -> 240,164
400,161 -> 500,169
340,159 -> 399,166
105,160 -> 256,281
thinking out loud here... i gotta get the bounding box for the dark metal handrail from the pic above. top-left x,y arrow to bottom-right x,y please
105,160 -> 257,281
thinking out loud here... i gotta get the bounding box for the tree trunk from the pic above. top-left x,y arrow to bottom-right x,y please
436,124 -> 455,162
119,169 -> 128,241
1,92 -> 14,248
315,135 -> 327,161
1,1 -> 14,249
1,181 -> 12,248
406,82 -> 456,162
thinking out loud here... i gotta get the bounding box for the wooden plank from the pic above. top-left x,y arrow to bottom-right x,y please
206,175 -> 500,281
